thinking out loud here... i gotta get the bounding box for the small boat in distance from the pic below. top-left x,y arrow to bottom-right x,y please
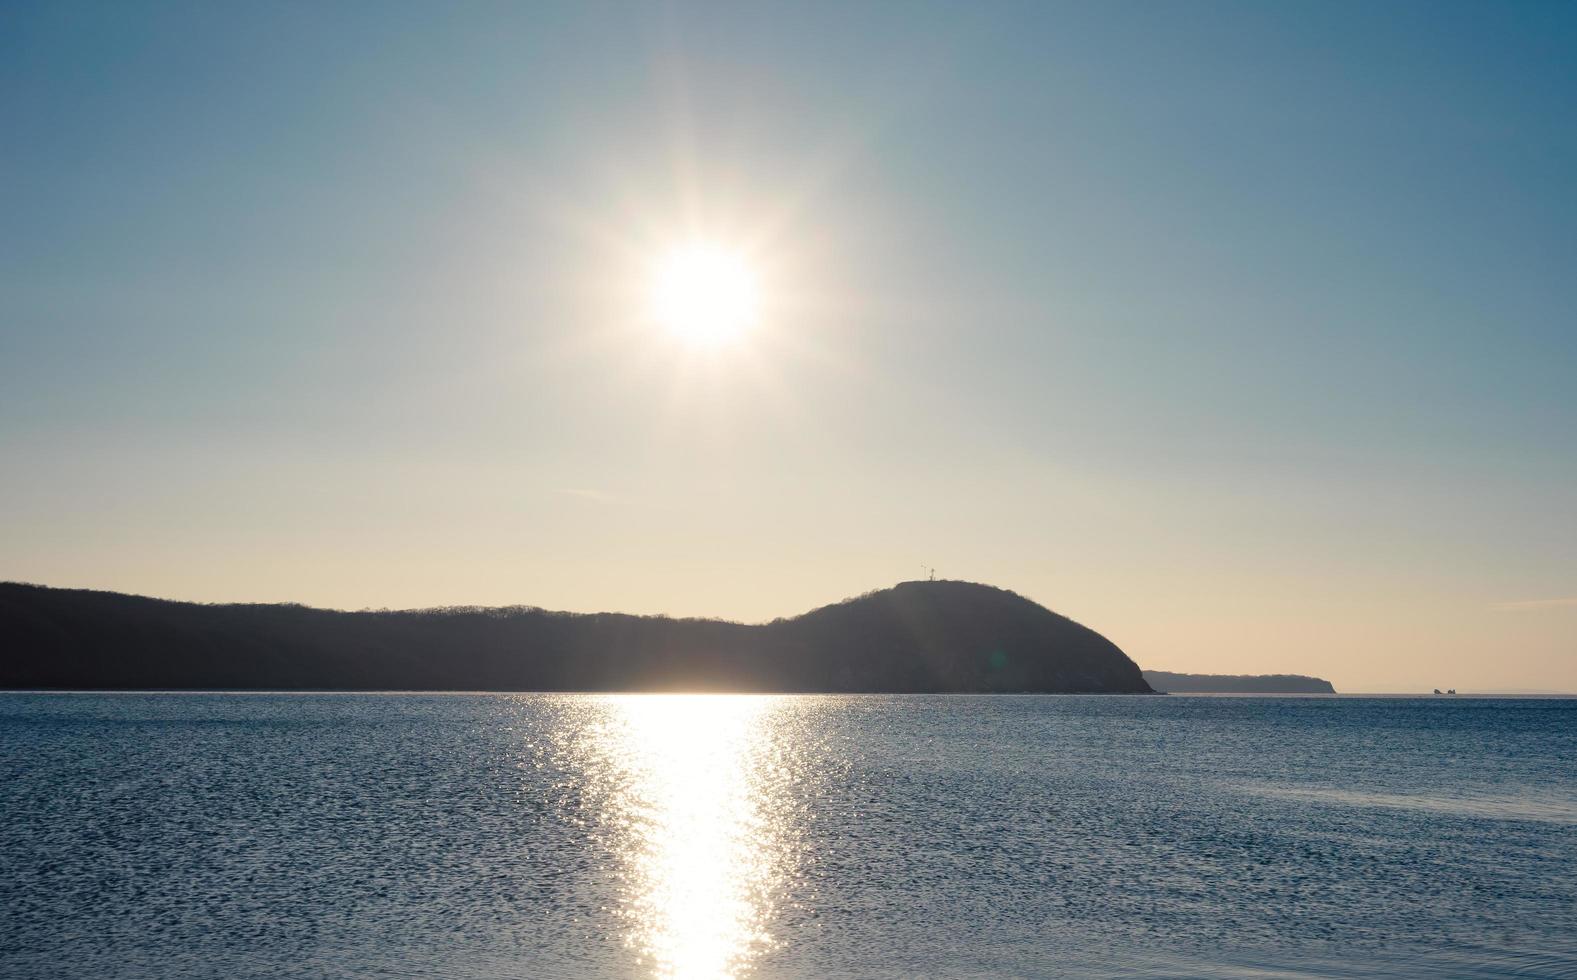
1434,689 -> 1442,695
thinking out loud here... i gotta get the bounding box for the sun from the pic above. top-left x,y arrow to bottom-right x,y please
649,243 -> 760,346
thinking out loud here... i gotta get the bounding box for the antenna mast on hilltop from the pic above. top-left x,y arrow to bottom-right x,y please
920,564 -> 935,582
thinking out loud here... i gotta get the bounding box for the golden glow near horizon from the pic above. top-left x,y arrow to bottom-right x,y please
574,695 -> 792,980
649,243 -> 761,347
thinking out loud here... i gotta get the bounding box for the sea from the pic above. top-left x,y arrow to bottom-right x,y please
1,693 -> 1573,979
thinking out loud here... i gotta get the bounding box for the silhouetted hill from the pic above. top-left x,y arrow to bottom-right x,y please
0,580 -> 1152,693
1142,670 -> 1335,694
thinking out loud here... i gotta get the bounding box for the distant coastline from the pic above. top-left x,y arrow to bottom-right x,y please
0,580 -> 1153,694
1142,670 -> 1336,694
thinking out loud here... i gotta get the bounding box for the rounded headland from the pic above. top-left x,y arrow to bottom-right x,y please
0,579 -> 1152,694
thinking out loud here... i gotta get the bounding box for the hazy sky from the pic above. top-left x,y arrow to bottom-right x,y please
3,2 -> 1574,692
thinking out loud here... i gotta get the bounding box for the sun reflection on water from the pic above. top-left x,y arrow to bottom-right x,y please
580,695 -> 792,980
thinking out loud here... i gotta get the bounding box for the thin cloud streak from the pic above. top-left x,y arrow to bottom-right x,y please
552,487 -> 615,503
1493,597 -> 1577,612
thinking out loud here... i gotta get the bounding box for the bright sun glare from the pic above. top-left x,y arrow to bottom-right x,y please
650,244 -> 760,347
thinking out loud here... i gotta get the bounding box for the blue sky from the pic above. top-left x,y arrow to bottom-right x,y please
2,2 -> 1574,690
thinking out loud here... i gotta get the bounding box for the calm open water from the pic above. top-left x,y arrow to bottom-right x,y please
1,693 -> 1573,979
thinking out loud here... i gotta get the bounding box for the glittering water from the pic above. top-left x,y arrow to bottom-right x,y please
2,694 -> 1574,979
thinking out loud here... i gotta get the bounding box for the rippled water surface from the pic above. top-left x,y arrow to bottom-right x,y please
2,694 -> 1574,979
